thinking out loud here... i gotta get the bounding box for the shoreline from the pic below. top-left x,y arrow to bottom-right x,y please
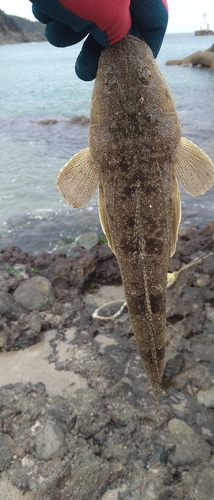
0,225 -> 214,498
1,224 -> 214,498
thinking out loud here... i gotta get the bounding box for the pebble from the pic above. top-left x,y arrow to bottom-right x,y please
197,386 -> 214,408
168,418 -> 211,466
35,422 -> 65,461
195,274 -> 210,287
193,466 -> 214,500
205,303 -> 214,322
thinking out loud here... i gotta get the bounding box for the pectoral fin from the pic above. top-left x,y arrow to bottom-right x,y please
174,137 -> 214,197
170,174 -> 181,257
57,148 -> 99,208
98,182 -> 115,254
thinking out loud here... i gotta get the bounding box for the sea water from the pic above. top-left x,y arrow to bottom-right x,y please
0,33 -> 214,252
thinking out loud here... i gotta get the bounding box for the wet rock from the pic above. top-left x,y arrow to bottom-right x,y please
69,115 -> 90,125
168,418 -> 211,466
0,331 -> 6,348
168,390 -> 203,420
173,363 -> 213,391
166,321 -> 188,341
19,313 -> 42,339
194,466 -> 214,500
35,421 -> 66,461
143,480 -> 158,499
6,459 -> 31,492
0,433 -> 13,471
151,444 -> 169,466
0,291 -> 27,320
0,386 -> 16,410
13,276 -> 55,311
64,451 -> 116,500
167,285 -> 205,334
163,348 -> 184,378
71,388 -> 111,438
38,119 -> 58,125
191,339 -> 214,363
197,386 -> 214,408
75,232 -> 99,250
2,313 -> 42,350
50,242 -> 77,256
205,303 -> 214,322
102,431 -> 138,466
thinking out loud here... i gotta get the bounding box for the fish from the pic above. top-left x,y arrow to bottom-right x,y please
57,35 -> 214,408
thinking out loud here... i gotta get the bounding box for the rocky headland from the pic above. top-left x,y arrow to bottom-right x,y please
0,9 -> 45,45
0,223 -> 214,499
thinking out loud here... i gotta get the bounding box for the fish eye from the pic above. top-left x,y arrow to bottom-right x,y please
140,67 -> 152,85
104,77 -> 117,91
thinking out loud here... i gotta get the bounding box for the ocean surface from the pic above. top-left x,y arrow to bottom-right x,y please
1,32 -> 214,252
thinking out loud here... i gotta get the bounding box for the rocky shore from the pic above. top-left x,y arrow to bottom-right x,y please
166,43 -> 214,69
0,224 -> 214,499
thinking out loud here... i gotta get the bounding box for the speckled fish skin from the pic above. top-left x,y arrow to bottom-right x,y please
57,35 -> 214,405
90,36 -> 181,400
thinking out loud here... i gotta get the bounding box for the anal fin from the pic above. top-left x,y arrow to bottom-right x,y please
170,173 -> 181,256
98,181 -> 115,254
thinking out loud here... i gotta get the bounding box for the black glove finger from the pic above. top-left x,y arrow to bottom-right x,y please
130,0 -> 168,57
75,34 -> 103,81
45,20 -> 87,47
32,5 -> 52,24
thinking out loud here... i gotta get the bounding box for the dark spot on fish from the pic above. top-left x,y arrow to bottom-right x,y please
128,294 -> 145,315
144,184 -> 157,195
109,174 -> 115,184
156,346 -> 165,361
126,216 -> 135,228
131,173 -> 140,185
123,186 -> 134,197
150,294 -> 165,314
120,238 -> 137,254
140,349 -> 153,364
120,112 -> 143,137
144,215 -> 158,229
118,160 -> 129,172
145,238 -> 164,255
140,346 -> 164,364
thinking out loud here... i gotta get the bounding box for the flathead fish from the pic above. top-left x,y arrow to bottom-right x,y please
57,36 -> 214,406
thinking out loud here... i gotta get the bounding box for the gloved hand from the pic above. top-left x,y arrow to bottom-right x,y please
29,0 -> 168,81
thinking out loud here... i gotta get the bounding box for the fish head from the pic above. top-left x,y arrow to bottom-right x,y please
89,35 -> 181,169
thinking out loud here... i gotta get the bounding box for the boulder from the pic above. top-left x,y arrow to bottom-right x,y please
13,276 -> 55,311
